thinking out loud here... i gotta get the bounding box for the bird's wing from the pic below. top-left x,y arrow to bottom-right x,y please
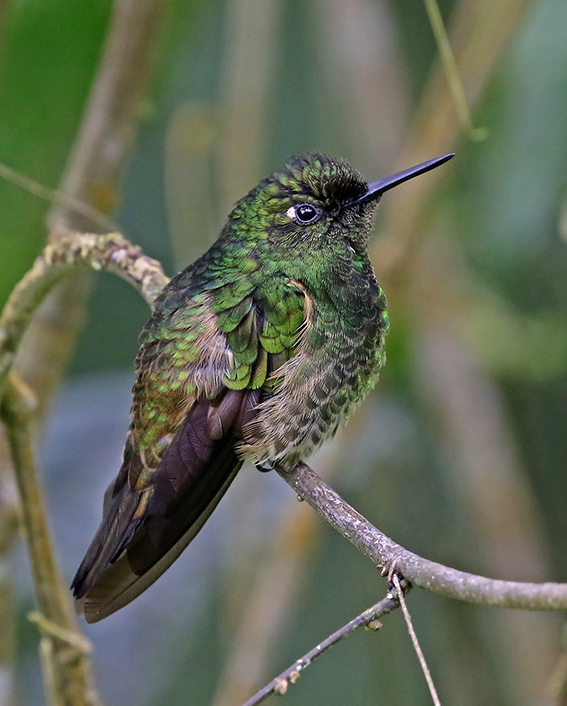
71,270 -> 305,622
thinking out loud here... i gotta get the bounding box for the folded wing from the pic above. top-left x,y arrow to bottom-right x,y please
71,268 -> 306,622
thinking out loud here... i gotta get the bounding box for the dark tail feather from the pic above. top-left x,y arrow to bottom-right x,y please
72,390 -> 255,623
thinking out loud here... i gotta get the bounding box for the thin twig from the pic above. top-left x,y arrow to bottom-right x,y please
423,0 -> 486,140
0,161 -> 115,232
392,573 -> 441,706
276,462 -> 567,610
242,591 -> 401,706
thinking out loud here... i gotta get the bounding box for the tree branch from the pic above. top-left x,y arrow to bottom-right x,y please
242,590 -> 402,706
0,232 -> 167,704
277,462 -> 567,611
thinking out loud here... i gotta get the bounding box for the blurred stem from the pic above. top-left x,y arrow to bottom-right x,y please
316,0 -> 410,168
423,0 -> 486,140
15,0 -> 169,417
49,0 -> 169,233
1,376 -> 101,706
410,240 -> 551,582
0,460 -> 18,706
547,625 -> 567,705
216,0 -> 281,214
374,0 -> 533,283
211,500 -> 321,706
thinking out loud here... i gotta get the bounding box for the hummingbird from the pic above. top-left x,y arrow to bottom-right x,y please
71,151 -> 454,622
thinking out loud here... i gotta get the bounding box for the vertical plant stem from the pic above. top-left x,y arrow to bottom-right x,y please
0,232 -> 166,703
15,0 -> 170,415
373,0 -> 534,282
216,0 -> 281,214
0,459 -> 18,706
423,0 -> 481,138
49,0 -> 169,233
1,377 -> 102,706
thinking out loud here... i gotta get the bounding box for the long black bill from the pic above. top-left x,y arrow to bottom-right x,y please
350,153 -> 454,206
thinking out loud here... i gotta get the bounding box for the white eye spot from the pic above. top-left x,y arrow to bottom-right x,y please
286,202 -> 322,225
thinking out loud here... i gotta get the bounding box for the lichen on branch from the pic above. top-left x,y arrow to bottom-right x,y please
0,231 -> 169,399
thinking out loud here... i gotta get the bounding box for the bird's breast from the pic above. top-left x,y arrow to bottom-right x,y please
240,275 -> 388,470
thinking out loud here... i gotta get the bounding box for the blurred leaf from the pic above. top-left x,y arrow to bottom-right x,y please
464,284 -> 567,380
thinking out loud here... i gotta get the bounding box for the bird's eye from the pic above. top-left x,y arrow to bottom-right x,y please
286,203 -> 322,224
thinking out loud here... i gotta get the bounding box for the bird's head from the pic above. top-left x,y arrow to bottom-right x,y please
224,151 -> 454,271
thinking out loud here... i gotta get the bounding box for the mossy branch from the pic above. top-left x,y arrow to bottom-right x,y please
0,232 -> 168,705
1,375 -> 102,706
0,232 -> 169,399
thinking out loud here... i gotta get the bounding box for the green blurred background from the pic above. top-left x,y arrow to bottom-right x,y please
1,1 -> 567,705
